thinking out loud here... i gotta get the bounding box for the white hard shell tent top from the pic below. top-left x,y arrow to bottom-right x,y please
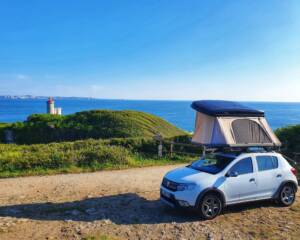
191,100 -> 281,147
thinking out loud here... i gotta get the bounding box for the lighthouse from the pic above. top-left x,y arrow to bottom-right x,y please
46,97 -> 62,115
47,97 -> 55,114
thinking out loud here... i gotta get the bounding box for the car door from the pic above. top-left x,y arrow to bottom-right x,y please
224,157 -> 258,204
255,155 -> 281,199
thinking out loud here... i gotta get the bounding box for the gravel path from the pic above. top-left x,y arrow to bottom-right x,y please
0,165 -> 299,240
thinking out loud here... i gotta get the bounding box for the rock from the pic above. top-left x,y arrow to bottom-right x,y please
4,222 -> 11,227
103,219 -> 112,225
45,236 -> 55,240
207,233 -> 214,240
75,227 -> 82,235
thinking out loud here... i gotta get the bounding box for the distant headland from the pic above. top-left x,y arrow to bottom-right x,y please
0,95 -> 96,100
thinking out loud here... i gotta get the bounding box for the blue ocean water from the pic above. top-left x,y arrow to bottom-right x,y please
0,99 -> 300,131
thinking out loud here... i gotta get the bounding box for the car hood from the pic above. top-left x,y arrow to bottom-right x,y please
164,166 -> 215,184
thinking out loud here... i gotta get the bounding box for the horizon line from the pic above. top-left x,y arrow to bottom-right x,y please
1,94 -> 300,103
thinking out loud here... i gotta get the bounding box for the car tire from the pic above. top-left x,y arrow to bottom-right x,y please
278,184 -> 296,206
198,193 -> 222,220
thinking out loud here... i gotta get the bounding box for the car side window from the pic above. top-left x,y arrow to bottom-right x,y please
256,156 -> 278,171
229,157 -> 253,175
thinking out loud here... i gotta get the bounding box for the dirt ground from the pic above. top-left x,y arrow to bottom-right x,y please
0,165 -> 299,240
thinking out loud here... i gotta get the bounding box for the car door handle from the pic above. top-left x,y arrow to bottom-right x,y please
277,174 -> 282,178
249,178 -> 255,182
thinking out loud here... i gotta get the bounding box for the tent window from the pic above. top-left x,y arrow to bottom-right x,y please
231,119 -> 272,144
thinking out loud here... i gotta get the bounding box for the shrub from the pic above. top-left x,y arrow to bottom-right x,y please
0,141 -> 132,173
0,137 -> 196,177
0,123 -> 11,143
275,125 -> 300,158
275,125 -> 300,180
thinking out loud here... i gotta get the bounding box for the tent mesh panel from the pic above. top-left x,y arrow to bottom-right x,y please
231,119 -> 272,144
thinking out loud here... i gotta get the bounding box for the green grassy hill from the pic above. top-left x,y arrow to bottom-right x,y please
4,110 -> 186,144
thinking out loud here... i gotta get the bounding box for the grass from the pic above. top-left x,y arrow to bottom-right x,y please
0,138 -> 196,178
0,156 -> 192,178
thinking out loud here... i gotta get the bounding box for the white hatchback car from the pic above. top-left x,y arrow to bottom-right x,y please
160,151 -> 298,219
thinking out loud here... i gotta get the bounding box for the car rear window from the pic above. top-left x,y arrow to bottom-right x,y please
256,156 -> 278,171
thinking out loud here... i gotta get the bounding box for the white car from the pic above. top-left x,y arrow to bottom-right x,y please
160,151 -> 298,219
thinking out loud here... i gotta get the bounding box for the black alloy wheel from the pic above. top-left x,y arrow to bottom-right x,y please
199,194 -> 222,220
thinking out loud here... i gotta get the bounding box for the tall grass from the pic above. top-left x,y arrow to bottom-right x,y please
0,138 -> 196,178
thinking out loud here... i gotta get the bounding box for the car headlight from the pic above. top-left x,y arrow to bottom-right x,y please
176,183 -> 196,191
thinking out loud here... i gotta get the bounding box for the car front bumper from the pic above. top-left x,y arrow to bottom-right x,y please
160,186 -> 198,208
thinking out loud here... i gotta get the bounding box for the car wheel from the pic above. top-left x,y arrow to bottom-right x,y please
278,184 -> 296,206
198,193 -> 222,220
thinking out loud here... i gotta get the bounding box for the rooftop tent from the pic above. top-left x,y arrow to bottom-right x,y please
191,100 -> 281,147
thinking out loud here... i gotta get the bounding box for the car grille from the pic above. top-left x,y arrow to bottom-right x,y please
162,178 -> 178,191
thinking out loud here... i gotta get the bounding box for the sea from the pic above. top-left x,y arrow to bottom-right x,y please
0,99 -> 300,131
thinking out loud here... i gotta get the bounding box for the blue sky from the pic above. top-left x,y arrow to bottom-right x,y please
0,0 -> 300,101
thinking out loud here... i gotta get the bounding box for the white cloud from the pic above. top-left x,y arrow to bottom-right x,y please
15,74 -> 30,80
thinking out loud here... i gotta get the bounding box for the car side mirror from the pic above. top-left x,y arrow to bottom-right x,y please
226,171 -> 239,177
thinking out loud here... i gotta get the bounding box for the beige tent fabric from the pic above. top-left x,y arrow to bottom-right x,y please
259,117 -> 281,146
192,113 -> 281,147
216,117 -> 235,144
192,112 -> 215,144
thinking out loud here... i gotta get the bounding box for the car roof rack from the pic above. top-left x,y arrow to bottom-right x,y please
199,145 -> 279,158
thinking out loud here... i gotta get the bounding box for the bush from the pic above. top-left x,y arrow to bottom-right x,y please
275,125 -> 300,180
0,137 -> 196,177
275,125 -> 300,158
0,141 -> 132,173
0,123 -> 11,143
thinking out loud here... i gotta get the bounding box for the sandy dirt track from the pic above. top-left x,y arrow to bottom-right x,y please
0,164 -> 299,240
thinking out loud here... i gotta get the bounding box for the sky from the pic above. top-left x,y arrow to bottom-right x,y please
0,0 -> 300,101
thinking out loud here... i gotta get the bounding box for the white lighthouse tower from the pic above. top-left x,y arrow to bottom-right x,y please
47,97 -> 55,114
47,97 -> 62,115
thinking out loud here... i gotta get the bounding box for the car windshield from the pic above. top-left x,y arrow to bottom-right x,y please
188,153 -> 236,174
